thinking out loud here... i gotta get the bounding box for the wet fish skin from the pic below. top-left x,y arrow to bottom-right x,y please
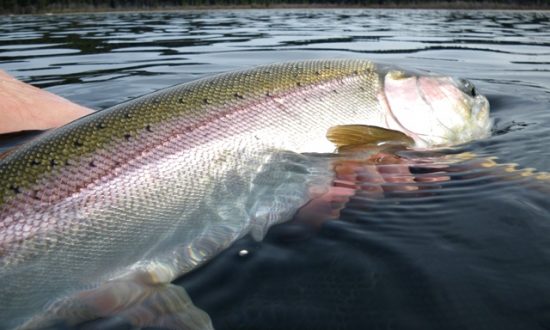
0,59 -> 487,328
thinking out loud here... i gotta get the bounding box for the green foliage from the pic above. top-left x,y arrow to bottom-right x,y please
0,0 -> 548,14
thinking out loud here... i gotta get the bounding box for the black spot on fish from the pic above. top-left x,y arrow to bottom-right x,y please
89,161 -> 96,168
178,98 -> 185,104
152,99 -> 160,105
333,89 -> 339,94
234,92 -> 244,99
74,139 -> 84,147
145,125 -> 153,132
50,159 -> 58,167
266,91 -> 273,97
124,133 -> 132,140
30,159 -> 41,166
203,98 -> 211,105
353,70 -> 359,75
296,82 -> 302,87
125,112 -> 133,119
96,122 -> 106,129
314,70 -> 321,75
9,185 -> 21,194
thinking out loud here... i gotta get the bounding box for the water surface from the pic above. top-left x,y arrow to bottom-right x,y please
1,9 -> 549,329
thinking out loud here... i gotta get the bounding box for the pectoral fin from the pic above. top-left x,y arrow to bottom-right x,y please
326,125 -> 414,150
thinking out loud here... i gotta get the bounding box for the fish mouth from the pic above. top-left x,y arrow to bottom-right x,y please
452,76 -> 492,134
471,94 -> 492,136
451,77 -> 491,130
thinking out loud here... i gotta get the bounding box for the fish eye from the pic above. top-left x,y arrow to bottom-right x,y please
458,78 -> 477,97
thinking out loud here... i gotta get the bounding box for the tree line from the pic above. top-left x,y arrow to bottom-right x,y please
1,0 -> 548,14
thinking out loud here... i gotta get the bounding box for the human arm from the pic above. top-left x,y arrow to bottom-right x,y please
0,70 -> 93,134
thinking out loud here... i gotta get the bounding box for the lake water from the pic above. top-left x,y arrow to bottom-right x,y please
1,9 -> 550,330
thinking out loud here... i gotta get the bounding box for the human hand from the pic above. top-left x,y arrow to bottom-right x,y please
0,70 -> 93,134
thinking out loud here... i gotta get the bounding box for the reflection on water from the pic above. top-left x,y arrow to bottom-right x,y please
1,9 -> 550,330
1,10 -> 549,109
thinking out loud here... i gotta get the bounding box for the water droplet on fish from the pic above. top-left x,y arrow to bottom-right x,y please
238,250 -> 249,257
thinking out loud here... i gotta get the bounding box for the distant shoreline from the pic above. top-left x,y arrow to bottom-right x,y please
1,2 -> 549,16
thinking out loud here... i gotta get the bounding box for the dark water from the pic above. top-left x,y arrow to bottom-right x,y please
1,9 -> 550,330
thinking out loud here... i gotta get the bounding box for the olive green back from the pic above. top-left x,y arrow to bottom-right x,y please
0,59 -> 376,205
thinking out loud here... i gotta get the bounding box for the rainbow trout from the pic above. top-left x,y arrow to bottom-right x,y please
0,60 -> 490,329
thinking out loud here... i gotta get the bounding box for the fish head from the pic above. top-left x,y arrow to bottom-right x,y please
379,69 -> 491,148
